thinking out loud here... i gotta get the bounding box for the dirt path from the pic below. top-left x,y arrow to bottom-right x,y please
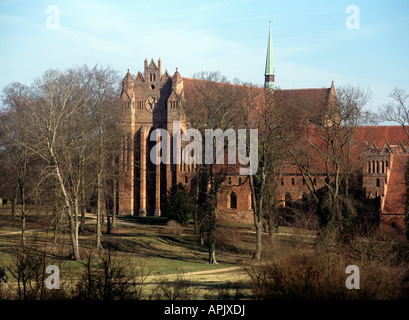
145,265 -> 244,281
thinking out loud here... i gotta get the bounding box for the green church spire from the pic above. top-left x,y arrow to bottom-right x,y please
264,21 -> 275,91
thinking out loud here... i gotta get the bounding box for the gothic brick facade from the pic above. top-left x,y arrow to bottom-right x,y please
118,58 -> 407,232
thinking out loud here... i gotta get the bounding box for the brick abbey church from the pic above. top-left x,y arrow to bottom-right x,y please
118,26 -> 407,232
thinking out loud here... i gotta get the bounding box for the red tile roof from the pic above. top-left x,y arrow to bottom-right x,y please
383,154 -> 409,216
354,126 -> 409,147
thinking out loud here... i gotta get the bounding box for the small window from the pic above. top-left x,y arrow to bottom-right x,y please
229,192 -> 237,209
376,178 -> 380,188
185,176 -> 188,184
228,177 -> 232,185
281,178 -> 284,186
291,178 -> 295,185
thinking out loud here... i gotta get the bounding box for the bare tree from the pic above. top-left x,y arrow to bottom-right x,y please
283,85 -> 374,235
239,84 -> 289,260
0,83 -> 34,245
22,68 -> 89,260
183,71 -> 242,264
379,87 -> 409,139
85,65 -> 120,248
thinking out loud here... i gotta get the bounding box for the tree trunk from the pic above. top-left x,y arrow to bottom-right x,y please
54,162 -> 81,261
208,165 -> 218,264
96,172 -> 103,250
112,157 -> 117,229
209,247 -> 217,265
11,182 -> 18,219
11,196 -> 16,219
53,183 -> 59,244
80,165 -> 86,234
74,197 -> 80,260
19,179 -> 25,246
194,170 -> 200,234
107,212 -> 111,234
253,217 -> 262,260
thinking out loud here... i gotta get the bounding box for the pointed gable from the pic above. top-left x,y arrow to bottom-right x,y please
135,71 -> 144,83
148,58 -> 157,69
120,90 -> 131,102
382,141 -> 391,151
161,69 -> 171,81
396,141 -> 406,154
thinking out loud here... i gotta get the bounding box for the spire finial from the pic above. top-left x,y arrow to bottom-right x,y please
264,21 -> 275,91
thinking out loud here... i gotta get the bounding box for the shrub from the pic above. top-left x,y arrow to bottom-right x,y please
245,235 -> 409,300
153,275 -> 200,300
163,220 -> 184,237
1,243 -> 69,300
76,248 -> 150,300
215,225 -> 245,251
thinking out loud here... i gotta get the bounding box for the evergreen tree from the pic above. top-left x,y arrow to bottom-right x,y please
164,183 -> 194,226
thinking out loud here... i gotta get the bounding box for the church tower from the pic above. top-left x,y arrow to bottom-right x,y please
264,21 -> 275,91
118,58 -> 187,216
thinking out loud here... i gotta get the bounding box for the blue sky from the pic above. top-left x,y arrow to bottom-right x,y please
0,0 -> 408,111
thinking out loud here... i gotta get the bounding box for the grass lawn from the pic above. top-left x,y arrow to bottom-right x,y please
0,207 -> 318,299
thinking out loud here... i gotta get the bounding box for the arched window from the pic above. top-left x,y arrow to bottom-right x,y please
372,160 -> 375,173
248,193 -> 254,210
376,161 -> 380,173
229,192 -> 237,209
291,178 -> 295,185
382,161 -> 385,174
368,161 -> 371,174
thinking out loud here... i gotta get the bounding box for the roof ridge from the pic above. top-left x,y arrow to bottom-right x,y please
358,125 -> 408,128
278,87 -> 330,91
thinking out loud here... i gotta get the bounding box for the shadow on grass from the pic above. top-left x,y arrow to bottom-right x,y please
118,216 -> 169,226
